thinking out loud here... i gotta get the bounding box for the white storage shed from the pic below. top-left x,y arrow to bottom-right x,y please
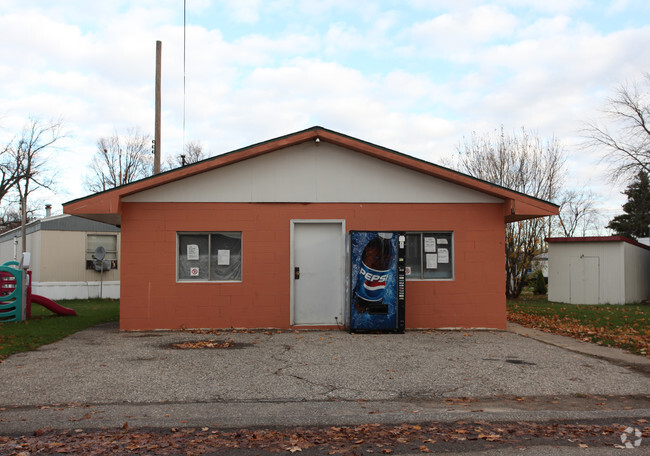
547,236 -> 650,305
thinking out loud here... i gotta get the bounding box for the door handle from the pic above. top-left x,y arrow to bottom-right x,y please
294,267 -> 300,280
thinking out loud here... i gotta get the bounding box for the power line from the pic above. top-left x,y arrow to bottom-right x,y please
183,0 -> 186,153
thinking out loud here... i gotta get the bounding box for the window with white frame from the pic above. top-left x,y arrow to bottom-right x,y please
86,234 -> 118,270
404,232 -> 453,280
177,232 -> 242,281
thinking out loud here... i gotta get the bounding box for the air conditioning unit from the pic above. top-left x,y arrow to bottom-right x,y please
93,259 -> 112,272
92,246 -> 111,272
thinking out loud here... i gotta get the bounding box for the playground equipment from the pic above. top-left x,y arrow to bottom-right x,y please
0,259 -> 76,322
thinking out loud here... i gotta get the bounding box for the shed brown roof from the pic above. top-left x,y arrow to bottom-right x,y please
547,236 -> 650,251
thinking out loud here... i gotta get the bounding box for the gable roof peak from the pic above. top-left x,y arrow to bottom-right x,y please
63,126 -> 558,225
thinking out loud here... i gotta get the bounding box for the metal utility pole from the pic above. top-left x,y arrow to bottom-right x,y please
154,40 -> 162,174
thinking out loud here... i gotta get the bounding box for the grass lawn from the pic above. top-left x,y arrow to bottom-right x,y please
507,294 -> 649,357
0,299 -> 119,362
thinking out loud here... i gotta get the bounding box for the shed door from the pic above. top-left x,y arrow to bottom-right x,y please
292,221 -> 344,325
570,256 -> 600,304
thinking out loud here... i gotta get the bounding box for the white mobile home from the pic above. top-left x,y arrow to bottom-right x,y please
0,214 -> 120,300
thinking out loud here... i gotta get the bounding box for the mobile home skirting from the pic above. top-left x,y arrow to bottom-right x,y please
32,281 -> 120,300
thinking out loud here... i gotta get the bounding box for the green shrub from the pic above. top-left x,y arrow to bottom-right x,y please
533,270 -> 547,295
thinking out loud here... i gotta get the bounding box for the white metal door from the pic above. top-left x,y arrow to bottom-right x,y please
570,256 -> 600,304
292,221 -> 344,325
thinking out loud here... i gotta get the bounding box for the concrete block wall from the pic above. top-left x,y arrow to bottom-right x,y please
119,202 -> 506,330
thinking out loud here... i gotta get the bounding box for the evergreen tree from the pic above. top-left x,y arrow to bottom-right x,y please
607,171 -> 650,238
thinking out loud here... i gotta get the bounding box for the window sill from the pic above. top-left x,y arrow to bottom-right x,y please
176,280 -> 242,283
405,278 -> 455,282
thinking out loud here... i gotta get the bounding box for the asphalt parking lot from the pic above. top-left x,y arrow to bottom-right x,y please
0,322 -> 648,436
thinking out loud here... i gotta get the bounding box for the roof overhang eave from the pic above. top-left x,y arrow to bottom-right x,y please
70,213 -> 121,226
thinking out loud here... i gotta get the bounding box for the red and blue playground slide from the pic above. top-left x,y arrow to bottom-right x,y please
0,261 -> 76,322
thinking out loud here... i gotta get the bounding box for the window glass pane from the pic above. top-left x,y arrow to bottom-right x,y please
86,235 -> 117,260
210,233 -> 242,281
178,234 -> 209,280
404,233 -> 421,279
422,232 -> 453,279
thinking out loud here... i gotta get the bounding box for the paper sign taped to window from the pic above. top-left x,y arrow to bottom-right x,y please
187,244 -> 199,260
190,267 -> 200,276
426,253 -> 438,269
405,266 -> 412,276
424,237 -> 436,252
437,238 -> 448,245
217,249 -> 230,266
438,248 -> 449,264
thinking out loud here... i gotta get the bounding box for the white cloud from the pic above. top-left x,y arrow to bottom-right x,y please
501,0 -> 589,14
0,0 -> 645,219
169,58 -> 455,166
324,23 -> 366,55
407,5 -> 519,58
224,0 -> 261,24
517,15 -> 573,39
294,0 -> 372,17
0,12 -> 89,69
406,0 -> 589,15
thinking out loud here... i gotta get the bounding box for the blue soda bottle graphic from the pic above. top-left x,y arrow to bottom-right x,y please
354,233 -> 394,315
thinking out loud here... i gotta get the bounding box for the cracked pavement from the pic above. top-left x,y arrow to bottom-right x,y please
0,322 -> 648,433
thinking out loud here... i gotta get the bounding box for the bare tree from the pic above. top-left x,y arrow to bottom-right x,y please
0,205 -> 26,233
14,119 -> 61,194
0,136 -> 24,205
584,73 -> 650,183
12,119 -> 63,253
164,140 -> 206,170
0,201 -> 41,234
554,189 -> 602,237
449,126 -> 564,298
84,128 -> 153,192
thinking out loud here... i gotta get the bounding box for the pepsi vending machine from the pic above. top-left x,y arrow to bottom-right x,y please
349,231 -> 406,333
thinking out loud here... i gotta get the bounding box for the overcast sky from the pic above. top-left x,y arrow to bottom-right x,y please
1,0 -> 649,225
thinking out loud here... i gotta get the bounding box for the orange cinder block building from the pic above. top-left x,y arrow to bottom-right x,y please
64,127 -> 558,330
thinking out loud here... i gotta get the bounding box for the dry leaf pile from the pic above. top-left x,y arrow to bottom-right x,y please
168,340 -> 235,350
507,310 -> 649,356
1,420 -> 647,455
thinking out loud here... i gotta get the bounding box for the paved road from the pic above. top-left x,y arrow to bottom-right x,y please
0,322 -> 648,436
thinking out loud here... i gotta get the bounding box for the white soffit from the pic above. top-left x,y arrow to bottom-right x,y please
123,142 -> 502,204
